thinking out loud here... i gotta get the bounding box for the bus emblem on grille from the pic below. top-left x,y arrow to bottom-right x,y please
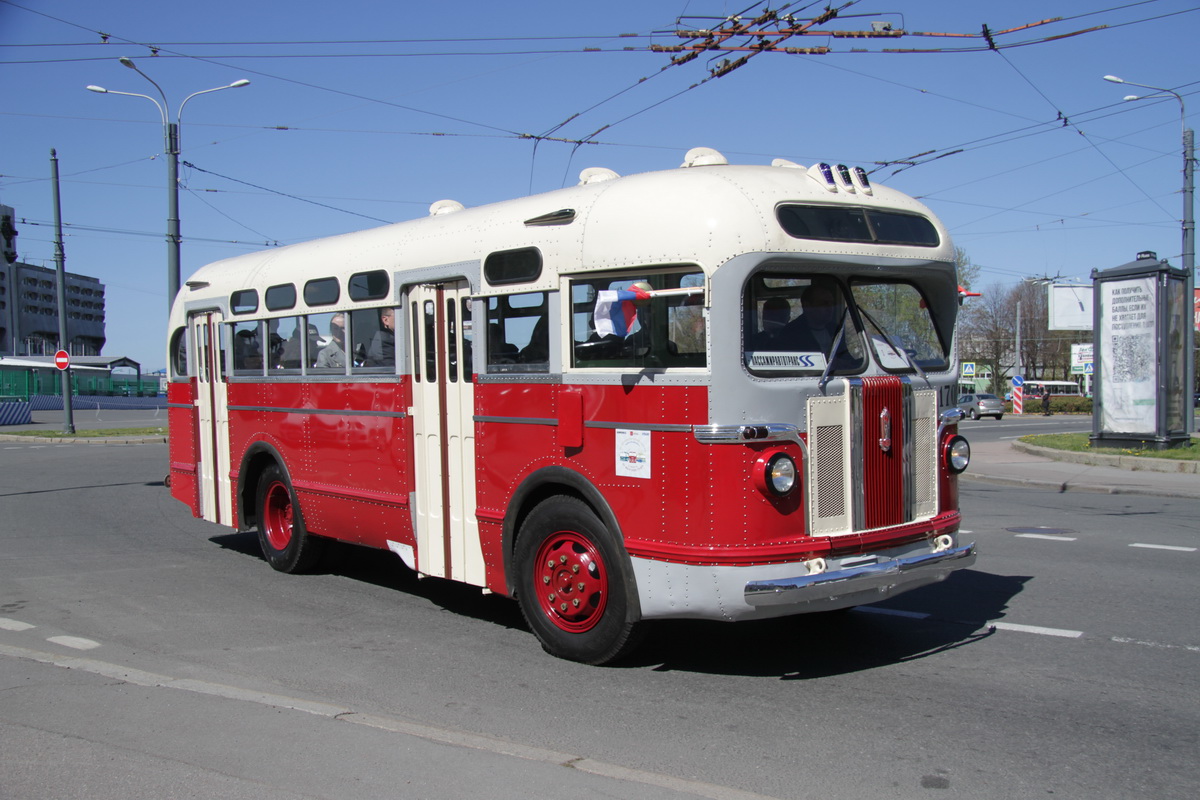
879,407 -> 892,452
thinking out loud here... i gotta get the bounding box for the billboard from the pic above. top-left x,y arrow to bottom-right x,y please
1048,283 -> 1093,330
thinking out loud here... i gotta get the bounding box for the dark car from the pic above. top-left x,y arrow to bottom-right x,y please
957,393 -> 1004,420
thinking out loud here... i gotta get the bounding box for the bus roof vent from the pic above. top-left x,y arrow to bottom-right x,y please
578,167 -> 620,185
807,162 -> 839,193
681,147 -> 728,168
429,199 -> 465,216
772,158 -> 803,169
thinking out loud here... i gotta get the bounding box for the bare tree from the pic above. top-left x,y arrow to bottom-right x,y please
958,281 -> 1016,392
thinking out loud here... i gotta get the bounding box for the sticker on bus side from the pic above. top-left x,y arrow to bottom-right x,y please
615,429 -> 651,479
745,351 -> 827,371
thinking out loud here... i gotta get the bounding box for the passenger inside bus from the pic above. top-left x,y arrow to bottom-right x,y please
365,307 -> 395,366
315,314 -> 347,369
762,296 -> 792,333
794,282 -> 841,353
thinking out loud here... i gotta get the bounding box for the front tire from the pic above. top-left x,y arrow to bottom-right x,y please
514,497 -> 642,664
256,464 -> 325,573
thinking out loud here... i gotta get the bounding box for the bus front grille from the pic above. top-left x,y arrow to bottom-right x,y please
807,378 -> 938,536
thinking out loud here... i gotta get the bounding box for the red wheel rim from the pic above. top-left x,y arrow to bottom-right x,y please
533,531 -> 608,633
262,480 -> 294,551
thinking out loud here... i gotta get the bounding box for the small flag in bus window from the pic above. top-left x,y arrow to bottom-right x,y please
594,287 -> 651,338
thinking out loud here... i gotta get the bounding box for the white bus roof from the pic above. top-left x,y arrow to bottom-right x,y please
171,149 -> 954,325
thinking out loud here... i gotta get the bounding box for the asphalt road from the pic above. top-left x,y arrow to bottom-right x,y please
0,441 -> 1196,799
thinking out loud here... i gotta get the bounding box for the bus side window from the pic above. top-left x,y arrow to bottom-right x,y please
486,292 -> 548,373
273,316 -> 303,372
308,311 -> 349,374
351,306 -> 396,374
461,298 -> 473,381
570,270 -> 705,369
231,320 -> 263,376
169,327 -> 189,378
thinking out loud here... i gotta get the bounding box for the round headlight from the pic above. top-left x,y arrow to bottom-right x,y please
945,435 -> 970,474
766,453 -> 797,496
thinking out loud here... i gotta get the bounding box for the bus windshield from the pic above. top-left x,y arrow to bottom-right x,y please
743,275 -> 947,376
851,280 -> 949,373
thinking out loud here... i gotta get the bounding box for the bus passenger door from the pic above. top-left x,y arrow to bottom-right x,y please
409,281 -> 482,584
191,311 -> 233,527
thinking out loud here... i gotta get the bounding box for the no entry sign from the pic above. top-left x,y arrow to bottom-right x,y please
54,349 -> 70,370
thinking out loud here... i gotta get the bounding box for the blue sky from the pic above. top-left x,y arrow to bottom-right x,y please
3,0 -> 1196,370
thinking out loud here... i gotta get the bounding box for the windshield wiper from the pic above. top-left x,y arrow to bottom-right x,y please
855,306 -> 931,388
818,307 -> 852,393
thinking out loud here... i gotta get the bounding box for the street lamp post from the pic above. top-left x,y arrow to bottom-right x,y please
87,60 -> 250,312
1104,74 -> 1195,434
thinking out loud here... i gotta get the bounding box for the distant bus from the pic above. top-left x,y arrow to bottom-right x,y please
167,147 -> 975,664
1022,380 -> 1081,398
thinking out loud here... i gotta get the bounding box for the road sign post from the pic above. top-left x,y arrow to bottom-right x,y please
1012,374 -> 1024,415
52,349 -> 75,434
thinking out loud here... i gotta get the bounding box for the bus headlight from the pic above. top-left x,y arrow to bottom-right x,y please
754,451 -> 798,497
944,435 -> 970,474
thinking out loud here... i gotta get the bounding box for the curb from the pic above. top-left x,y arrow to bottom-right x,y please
959,471 -> 1196,499
1012,440 -> 1199,475
0,433 -> 168,445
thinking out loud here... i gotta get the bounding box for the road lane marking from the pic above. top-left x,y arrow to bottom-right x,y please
1129,543 -> 1196,552
990,622 -> 1083,638
1016,533 -> 1078,541
46,635 -> 101,650
0,618 -> 35,631
0,642 -> 785,800
1111,636 -> 1200,653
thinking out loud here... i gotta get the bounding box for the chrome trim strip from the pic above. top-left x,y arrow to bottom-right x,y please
744,543 -> 976,607
902,383 -> 914,521
848,380 -> 864,531
589,420 -> 695,432
473,416 -> 699,432
693,423 -> 810,462
226,405 -> 407,419
938,407 -> 963,440
474,415 -> 557,426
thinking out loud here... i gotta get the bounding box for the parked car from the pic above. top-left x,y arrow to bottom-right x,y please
957,393 -> 1004,420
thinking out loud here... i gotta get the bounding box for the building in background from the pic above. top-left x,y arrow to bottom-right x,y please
0,204 -> 106,357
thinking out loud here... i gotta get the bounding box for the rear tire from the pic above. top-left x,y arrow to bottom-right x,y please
514,497 -> 642,664
995,414 -> 1003,420
969,409 -> 979,420
256,464 -> 325,573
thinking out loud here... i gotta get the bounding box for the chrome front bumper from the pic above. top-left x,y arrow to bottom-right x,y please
744,543 -> 977,608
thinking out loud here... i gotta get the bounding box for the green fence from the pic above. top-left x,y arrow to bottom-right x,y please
0,368 -> 162,400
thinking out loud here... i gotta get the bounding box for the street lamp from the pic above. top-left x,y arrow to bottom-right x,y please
87,58 -> 250,312
1104,74 -> 1195,434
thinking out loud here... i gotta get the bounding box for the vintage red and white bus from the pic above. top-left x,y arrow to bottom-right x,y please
167,147 -> 975,663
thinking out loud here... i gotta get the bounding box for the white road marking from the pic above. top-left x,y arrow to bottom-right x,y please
0,642 -> 784,800
991,622 -> 1083,638
46,635 -> 101,650
0,618 -> 35,631
1016,533 -> 1078,541
1111,636 -> 1200,653
1129,543 -> 1196,552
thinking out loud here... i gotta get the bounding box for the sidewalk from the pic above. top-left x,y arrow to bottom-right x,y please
0,408 -> 168,443
962,437 -> 1200,500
